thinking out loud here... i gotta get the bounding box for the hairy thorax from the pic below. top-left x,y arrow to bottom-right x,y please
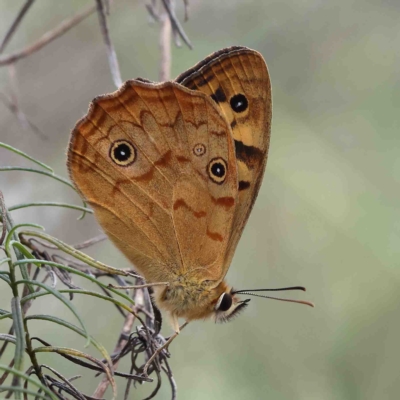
152,273 -> 228,321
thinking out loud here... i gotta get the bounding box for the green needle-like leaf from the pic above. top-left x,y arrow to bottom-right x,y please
10,297 -> 26,394
25,314 -> 113,369
14,258 -> 135,305
9,201 -> 93,214
0,365 -> 57,400
0,142 -> 53,172
16,280 -> 91,347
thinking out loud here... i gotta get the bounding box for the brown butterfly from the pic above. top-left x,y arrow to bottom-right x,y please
67,46 -> 312,333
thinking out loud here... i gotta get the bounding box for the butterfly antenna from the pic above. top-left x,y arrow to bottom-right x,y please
233,286 -> 315,308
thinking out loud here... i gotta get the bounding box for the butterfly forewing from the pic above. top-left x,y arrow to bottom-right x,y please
68,81 -> 238,284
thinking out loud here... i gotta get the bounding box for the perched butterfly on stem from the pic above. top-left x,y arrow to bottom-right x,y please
68,46 -> 313,333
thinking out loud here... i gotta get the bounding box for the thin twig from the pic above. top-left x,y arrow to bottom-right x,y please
0,0 -> 36,53
40,365 -> 86,400
161,0 -> 192,49
162,362 -> 177,400
0,92 -> 47,139
7,65 -> 18,107
92,306 -> 136,398
0,4 -> 96,66
183,0 -> 189,21
103,0 -> 111,16
143,322 -> 189,377
159,7 -> 172,81
146,3 -> 160,22
95,0 -> 122,88
73,234 -> 108,250
0,358 -> 14,385
3,65 -> 48,139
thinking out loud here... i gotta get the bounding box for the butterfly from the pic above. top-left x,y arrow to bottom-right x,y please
67,46 -> 312,333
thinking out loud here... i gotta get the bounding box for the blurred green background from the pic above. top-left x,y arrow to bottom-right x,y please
1,0 -> 399,399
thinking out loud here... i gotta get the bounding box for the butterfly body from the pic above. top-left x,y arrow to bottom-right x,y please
68,47 -> 271,328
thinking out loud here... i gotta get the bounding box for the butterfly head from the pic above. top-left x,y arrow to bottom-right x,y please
212,284 -> 315,323
213,286 -> 251,323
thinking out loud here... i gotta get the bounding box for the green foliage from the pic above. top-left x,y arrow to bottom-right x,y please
0,143 -> 159,399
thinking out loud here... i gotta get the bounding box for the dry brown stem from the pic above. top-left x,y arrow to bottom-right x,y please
0,4 -> 95,66
159,8 -> 172,81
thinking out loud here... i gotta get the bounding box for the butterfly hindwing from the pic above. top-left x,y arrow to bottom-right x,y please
176,46 -> 272,273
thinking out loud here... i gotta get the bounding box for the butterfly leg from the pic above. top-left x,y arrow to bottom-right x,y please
169,313 -> 180,333
142,321 -> 189,377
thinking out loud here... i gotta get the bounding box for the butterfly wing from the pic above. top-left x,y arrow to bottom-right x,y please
68,80 -> 238,284
176,46 -> 272,273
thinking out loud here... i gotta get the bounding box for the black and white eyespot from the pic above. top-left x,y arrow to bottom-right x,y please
230,93 -> 248,113
109,140 -> 136,166
207,157 -> 227,184
193,143 -> 206,157
215,293 -> 233,312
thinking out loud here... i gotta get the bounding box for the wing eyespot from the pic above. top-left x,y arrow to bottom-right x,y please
230,93 -> 248,113
193,143 -> 206,157
207,157 -> 227,184
109,140 -> 136,167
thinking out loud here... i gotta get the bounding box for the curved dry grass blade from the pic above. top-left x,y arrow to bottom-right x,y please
40,365 -> 85,400
0,5 -> 96,66
92,305 -> 136,398
140,368 -> 162,400
31,337 -> 150,383
33,346 -> 117,400
25,315 -> 112,369
162,362 -> 177,400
